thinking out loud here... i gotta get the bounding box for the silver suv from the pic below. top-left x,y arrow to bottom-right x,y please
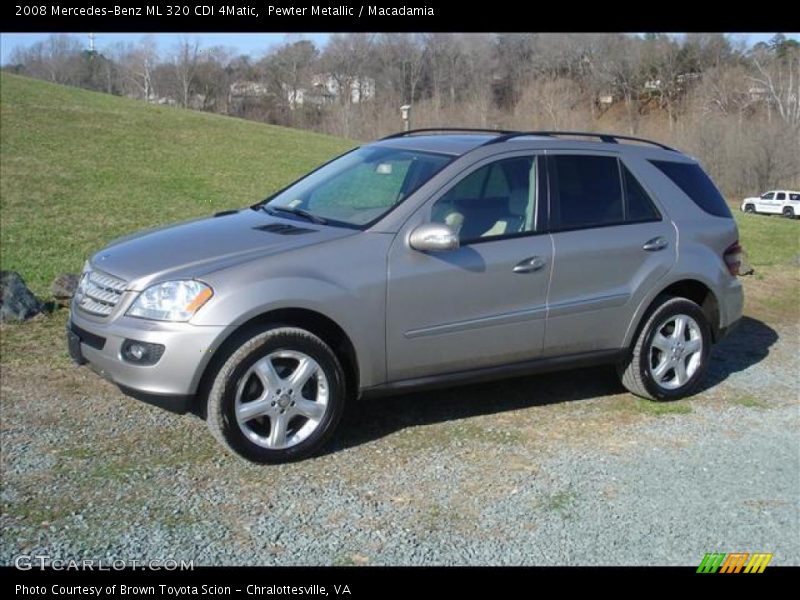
67,130 -> 744,463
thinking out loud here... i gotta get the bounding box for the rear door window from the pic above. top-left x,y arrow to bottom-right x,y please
548,155 -> 624,230
622,165 -> 661,222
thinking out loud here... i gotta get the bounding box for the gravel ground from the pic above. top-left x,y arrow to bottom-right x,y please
1,315 -> 798,566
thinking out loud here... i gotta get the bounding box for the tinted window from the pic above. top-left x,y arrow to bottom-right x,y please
762,192 -> 775,200
650,160 -> 731,218
776,192 -> 786,200
791,194 -> 800,201
432,156 -> 538,243
623,165 -> 660,222
549,155 -> 623,230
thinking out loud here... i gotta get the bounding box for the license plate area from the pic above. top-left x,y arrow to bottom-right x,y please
66,326 -> 87,365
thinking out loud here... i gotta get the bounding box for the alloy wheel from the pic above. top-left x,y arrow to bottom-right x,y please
648,314 -> 704,390
234,350 -> 329,449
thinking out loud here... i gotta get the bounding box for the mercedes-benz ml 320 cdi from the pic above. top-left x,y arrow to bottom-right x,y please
68,130 -> 744,463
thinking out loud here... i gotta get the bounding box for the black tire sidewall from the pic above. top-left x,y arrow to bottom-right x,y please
214,328 -> 345,463
638,299 -> 712,401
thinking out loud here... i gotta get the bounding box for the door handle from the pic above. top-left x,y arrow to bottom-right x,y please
513,256 -> 547,273
643,236 -> 668,251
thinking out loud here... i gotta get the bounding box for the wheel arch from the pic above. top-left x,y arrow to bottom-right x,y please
192,308 -> 360,417
623,278 -> 721,351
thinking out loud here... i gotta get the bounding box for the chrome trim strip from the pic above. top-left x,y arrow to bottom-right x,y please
405,305 -> 547,339
547,292 -> 630,318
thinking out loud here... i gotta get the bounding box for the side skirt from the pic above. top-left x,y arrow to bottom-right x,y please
360,349 -> 623,399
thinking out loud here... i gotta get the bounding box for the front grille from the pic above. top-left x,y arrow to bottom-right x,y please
76,269 -> 128,317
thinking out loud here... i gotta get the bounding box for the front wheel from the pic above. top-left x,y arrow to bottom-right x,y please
206,326 -> 347,463
744,204 -> 756,213
618,296 -> 712,401
783,206 -> 795,219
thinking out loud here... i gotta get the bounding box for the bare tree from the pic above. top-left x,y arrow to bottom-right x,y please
114,36 -> 159,100
10,35 -> 84,85
595,35 -> 646,134
194,46 -> 233,112
173,38 -> 201,108
748,46 -> 800,130
266,39 -> 318,111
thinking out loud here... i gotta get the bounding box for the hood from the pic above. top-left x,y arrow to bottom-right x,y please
90,209 -> 358,290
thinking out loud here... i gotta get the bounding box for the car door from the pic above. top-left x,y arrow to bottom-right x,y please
385,153 -> 551,381
543,152 -> 677,356
773,192 -> 787,213
758,192 -> 775,213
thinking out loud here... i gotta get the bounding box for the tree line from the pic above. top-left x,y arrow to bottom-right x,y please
5,33 -> 799,196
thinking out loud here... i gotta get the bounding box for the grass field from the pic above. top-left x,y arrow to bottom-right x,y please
0,73 -> 797,364
0,73 -> 353,296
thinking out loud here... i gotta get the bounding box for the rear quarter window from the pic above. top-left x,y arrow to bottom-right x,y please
649,160 -> 732,218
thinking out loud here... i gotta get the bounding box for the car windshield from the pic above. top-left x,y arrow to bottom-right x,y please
264,146 -> 453,227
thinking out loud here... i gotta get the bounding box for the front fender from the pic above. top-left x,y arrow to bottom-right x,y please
191,275 -> 386,390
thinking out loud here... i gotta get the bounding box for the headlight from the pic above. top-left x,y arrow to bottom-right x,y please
127,280 -> 213,322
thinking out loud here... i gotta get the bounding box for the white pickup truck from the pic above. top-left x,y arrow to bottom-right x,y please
741,190 -> 800,218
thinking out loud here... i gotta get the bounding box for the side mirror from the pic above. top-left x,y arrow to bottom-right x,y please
409,223 -> 460,252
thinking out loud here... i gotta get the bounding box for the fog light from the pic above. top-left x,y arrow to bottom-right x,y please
121,339 -> 165,365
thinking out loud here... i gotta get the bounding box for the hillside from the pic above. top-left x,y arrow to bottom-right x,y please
0,74 -> 353,294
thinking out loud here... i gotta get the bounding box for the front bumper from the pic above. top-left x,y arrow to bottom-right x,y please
67,308 -> 229,409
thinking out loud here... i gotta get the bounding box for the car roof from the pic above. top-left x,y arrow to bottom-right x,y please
369,130 -> 685,160
371,134 -> 500,155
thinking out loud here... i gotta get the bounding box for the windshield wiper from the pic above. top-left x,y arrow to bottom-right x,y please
260,205 -> 328,225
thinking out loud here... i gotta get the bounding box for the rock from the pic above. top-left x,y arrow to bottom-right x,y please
0,271 -> 43,322
51,273 -> 80,306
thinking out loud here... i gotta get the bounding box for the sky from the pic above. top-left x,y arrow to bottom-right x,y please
1,32 -> 798,63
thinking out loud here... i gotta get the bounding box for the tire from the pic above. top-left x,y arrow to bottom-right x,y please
618,296 -> 712,401
206,326 -> 347,463
783,206 -> 795,219
744,204 -> 756,213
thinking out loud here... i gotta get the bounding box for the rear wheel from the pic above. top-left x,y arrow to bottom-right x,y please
744,204 -> 756,213
618,296 -> 712,401
783,206 -> 795,218
206,326 -> 346,463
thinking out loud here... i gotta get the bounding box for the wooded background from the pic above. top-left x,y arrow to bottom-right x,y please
6,33 -> 799,197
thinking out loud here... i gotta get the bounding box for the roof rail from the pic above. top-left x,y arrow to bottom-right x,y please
483,130 -> 677,151
381,127 -> 514,140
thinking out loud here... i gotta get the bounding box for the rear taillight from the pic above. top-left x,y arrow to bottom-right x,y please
724,241 -> 743,276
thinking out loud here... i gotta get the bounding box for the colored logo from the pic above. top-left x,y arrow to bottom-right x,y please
697,552 -> 773,573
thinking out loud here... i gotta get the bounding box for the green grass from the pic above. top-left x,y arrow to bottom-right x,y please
609,397 -> 694,416
728,394 -> 770,409
730,204 -> 800,267
0,73 -> 354,296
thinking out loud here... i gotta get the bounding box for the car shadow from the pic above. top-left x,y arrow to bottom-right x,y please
702,316 -> 779,390
325,316 -> 778,455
